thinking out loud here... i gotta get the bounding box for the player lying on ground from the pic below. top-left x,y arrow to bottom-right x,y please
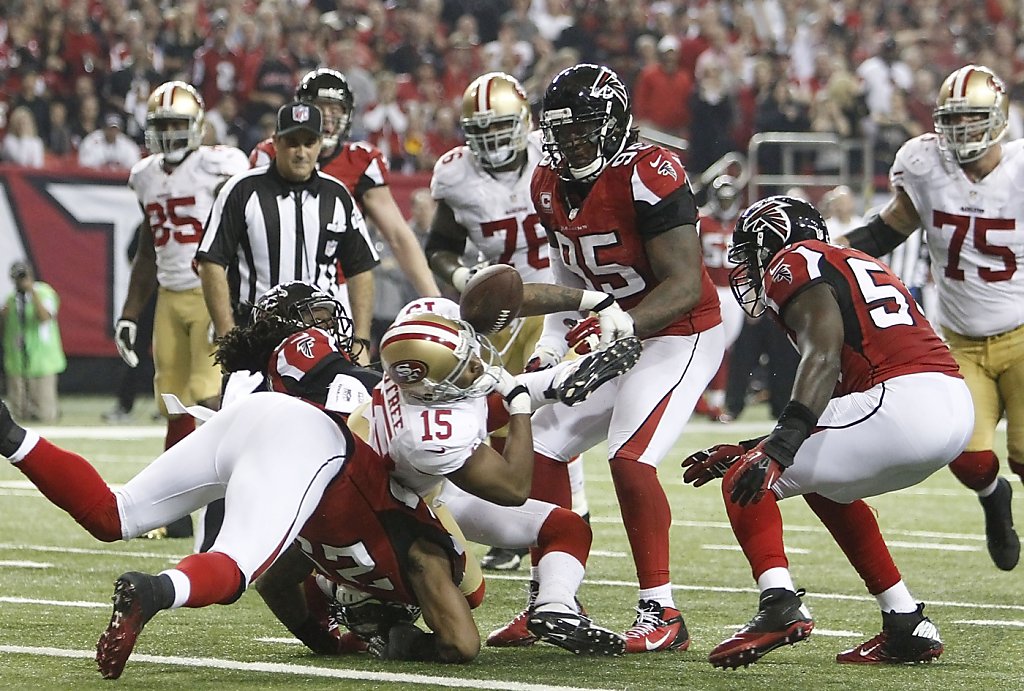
681,196 -> 972,668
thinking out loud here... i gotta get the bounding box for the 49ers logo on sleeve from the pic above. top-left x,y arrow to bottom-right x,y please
390,360 -> 428,384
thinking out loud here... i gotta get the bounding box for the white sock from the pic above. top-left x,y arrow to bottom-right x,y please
757,567 -> 796,593
534,552 -> 584,613
160,568 -> 191,609
638,584 -> 674,609
977,479 -> 999,498
568,458 -> 588,516
875,580 -> 918,614
7,429 -> 40,463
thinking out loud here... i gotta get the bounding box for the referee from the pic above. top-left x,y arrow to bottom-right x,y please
196,100 -> 379,357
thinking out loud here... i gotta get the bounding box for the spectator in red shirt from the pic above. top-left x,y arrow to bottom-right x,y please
190,12 -> 242,110
631,35 -> 693,138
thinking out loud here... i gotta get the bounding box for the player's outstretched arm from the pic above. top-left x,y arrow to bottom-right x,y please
363,186 -> 441,296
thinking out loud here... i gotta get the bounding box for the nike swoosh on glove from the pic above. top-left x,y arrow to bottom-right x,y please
681,443 -> 748,487
723,444 -> 784,507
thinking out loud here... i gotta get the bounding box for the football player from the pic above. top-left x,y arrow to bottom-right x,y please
682,196 -> 972,667
250,68 -> 440,300
425,71 -> 590,578
837,64 -> 1024,571
522,63 -> 725,653
362,297 -> 640,655
115,81 -> 249,539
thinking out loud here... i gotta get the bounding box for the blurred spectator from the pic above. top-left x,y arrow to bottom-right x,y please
363,71 -> 408,169
440,37 -> 484,104
482,17 -> 534,81
687,53 -> 737,175
10,70 -> 50,137
61,0 -> 105,89
821,185 -> 865,238
45,100 -> 74,156
158,7 -> 204,78
241,27 -> 295,126
2,106 -> 45,167
77,113 -> 141,169
531,0 -> 574,43
70,93 -> 102,150
204,94 -> 245,148
106,40 -> 161,142
632,35 -> 693,139
856,37 -> 913,119
1,260 -> 66,423
190,11 -> 242,110
328,38 -> 377,139
872,88 -> 923,173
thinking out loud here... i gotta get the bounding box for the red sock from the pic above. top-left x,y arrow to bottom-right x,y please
536,508 -> 592,565
176,552 -> 245,607
722,465 -> 788,579
465,581 -> 486,609
16,438 -> 121,541
530,453 -> 571,508
165,415 -> 196,450
610,460 -> 671,589
1008,457 -> 1024,487
949,450 -> 999,490
804,494 -> 900,594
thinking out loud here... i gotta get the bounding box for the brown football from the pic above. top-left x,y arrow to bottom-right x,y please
459,264 -> 524,334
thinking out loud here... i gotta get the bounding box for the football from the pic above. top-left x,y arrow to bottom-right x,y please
460,264 -> 524,334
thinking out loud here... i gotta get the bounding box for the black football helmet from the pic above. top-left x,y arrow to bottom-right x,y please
728,195 -> 829,318
295,68 -> 355,148
251,281 -> 354,352
540,63 -> 634,183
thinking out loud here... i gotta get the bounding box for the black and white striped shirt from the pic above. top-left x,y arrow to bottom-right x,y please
197,163 -> 379,310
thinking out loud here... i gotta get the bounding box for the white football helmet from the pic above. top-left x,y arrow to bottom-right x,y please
146,81 -> 205,163
379,313 -> 499,403
461,72 -> 532,171
933,64 -> 1009,164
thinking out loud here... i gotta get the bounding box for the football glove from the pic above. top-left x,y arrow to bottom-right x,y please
565,296 -> 634,354
114,318 -> 139,368
724,442 -> 785,507
524,345 -> 563,372
488,365 -> 531,415
681,443 -> 748,487
451,260 -> 491,293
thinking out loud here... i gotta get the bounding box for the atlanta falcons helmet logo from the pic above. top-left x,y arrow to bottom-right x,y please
743,197 -> 794,247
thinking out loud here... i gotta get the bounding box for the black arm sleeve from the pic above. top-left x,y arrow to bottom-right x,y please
841,215 -> 908,257
633,185 -> 700,239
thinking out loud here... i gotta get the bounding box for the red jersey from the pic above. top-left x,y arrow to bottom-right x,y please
531,141 -> 721,337
764,240 -> 961,396
249,139 -> 391,208
297,430 -> 465,606
698,215 -> 735,288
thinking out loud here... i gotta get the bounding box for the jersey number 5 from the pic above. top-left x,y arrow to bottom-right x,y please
934,210 -> 1016,282
145,196 -> 203,247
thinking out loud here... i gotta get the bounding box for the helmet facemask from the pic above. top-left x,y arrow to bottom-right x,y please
145,81 -> 205,163
252,282 -> 354,354
727,243 -> 770,318
933,65 -> 1009,164
461,72 -> 532,171
381,316 -> 502,404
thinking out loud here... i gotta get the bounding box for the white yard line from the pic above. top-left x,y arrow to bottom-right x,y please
0,645 -> 621,690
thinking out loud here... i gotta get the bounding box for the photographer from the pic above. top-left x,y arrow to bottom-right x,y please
1,262 -> 66,422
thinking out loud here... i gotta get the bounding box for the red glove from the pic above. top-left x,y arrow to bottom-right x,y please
681,443 -> 748,487
724,443 -> 784,507
565,316 -> 600,354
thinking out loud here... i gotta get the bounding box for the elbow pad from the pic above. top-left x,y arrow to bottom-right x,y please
842,216 -> 907,257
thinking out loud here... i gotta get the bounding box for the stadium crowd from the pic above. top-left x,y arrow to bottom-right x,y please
1,0 -> 1022,175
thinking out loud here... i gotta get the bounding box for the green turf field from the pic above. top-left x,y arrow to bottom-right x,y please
1,395 -> 1021,690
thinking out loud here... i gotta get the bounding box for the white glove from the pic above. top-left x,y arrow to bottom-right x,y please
451,266 -> 476,293
488,365 -> 531,415
524,345 -> 562,372
596,300 -> 634,349
114,318 -> 139,368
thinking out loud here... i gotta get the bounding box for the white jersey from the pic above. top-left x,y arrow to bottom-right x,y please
129,145 -> 249,291
365,374 -> 488,497
892,134 -> 1024,336
430,130 -> 552,283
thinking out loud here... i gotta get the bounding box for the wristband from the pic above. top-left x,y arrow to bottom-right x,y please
577,290 -> 615,312
762,401 -> 818,468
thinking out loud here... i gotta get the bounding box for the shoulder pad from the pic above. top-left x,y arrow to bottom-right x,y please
199,146 -> 250,177
430,146 -> 473,197
892,134 -> 942,178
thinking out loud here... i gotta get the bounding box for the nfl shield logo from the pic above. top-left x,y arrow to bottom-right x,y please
292,104 -> 310,122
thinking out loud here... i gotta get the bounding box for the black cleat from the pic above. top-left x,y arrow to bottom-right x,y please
480,546 -> 528,571
527,610 -> 626,656
0,399 -> 27,457
836,603 -> 943,664
980,477 -> 1020,570
709,588 -> 814,669
555,337 -> 642,406
96,572 -> 171,679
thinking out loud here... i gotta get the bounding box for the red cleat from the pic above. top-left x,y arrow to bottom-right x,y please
96,572 -> 169,679
709,589 -> 813,669
624,600 -> 690,653
836,604 -> 942,664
